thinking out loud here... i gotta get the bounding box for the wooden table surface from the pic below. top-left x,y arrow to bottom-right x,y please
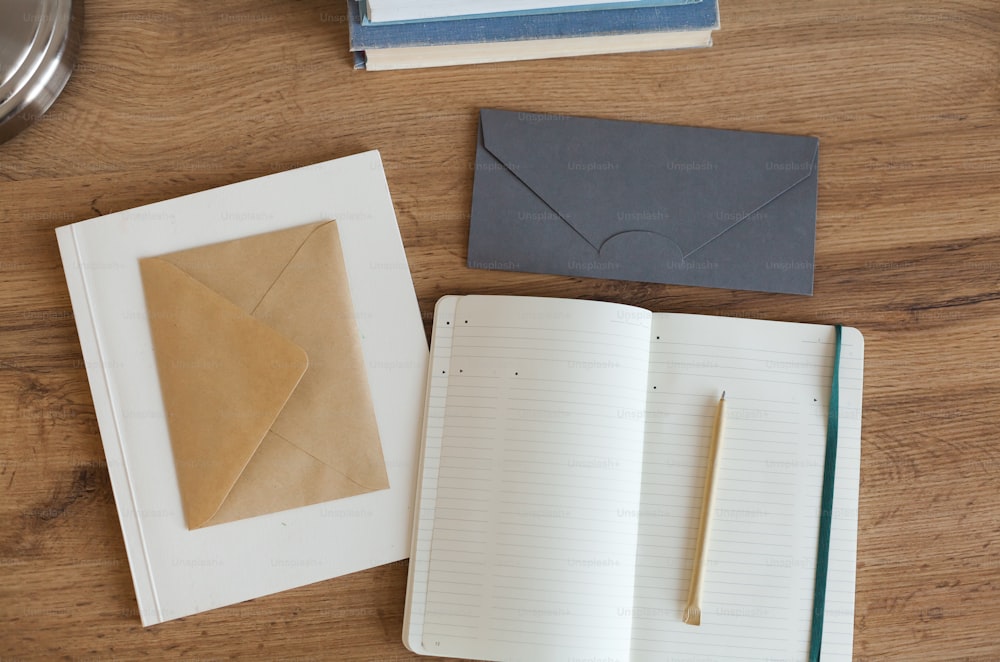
2,0 -> 999,659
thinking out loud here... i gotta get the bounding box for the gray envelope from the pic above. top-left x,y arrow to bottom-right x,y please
467,109 -> 820,295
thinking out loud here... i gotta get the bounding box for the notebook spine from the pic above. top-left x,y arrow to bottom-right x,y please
56,226 -> 161,624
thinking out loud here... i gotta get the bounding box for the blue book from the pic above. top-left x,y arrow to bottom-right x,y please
348,0 -> 718,53
361,0 -> 701,25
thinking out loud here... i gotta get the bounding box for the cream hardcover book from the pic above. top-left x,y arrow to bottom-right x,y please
56,151 -> 428,625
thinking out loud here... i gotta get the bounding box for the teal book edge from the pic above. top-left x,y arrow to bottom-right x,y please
809,324 -> 843,661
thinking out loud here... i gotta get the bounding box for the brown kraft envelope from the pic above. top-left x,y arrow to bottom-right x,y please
139,221 -> 388,529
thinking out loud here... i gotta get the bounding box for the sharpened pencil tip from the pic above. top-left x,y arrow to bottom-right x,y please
721,390 -> 726,400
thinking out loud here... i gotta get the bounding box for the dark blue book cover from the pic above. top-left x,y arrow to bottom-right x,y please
348,0 -> 718,50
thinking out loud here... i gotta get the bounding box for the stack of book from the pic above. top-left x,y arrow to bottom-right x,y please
347,0 -> 720,71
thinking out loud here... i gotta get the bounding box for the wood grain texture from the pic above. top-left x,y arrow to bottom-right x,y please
1,0 -> 999,659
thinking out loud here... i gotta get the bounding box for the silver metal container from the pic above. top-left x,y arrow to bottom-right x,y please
0,0 -> 83,144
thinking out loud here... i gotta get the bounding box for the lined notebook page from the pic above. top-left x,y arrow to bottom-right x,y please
419,295 -> 652,661
629,314 -> 863,661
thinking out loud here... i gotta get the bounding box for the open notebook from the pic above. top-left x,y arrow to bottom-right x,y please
404,295 -> 863,661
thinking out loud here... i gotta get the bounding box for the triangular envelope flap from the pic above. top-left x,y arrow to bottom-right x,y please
158,221 -> 327,314
139,257 -> 309,529
209,430 -> 384,526
480,109 -> 818,257
251,221 -> 389,489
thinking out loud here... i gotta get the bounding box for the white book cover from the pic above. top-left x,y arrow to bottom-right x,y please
56,151 -> 428,625
365,0 -> 691,24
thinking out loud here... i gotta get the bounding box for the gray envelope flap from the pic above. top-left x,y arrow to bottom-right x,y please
479,108 -> 819,258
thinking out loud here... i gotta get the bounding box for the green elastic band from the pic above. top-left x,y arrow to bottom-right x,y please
808,324 -> 842,662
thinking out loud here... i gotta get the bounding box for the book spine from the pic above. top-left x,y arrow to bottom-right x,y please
55,226 -> 161,625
